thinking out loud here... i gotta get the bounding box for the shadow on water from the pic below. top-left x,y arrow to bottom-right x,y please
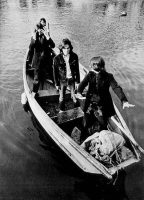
30,112 -> 129,200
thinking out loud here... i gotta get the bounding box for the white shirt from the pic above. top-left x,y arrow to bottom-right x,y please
63,54 -> 72,79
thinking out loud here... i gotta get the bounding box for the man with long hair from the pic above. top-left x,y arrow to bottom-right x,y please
53,38 -> 80,112
77,56 -> 134,139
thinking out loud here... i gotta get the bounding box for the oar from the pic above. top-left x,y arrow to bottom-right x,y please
111,116 -> 144,154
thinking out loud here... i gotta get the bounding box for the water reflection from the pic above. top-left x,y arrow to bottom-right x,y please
140,0 -> 144,15
19,0 -> 28,8
105,2 -> 117,17
0,0 -> 8,9
121,1 -> 128,11
56,0 -> 65,8
32,0 -> 38,7
74,170 -> 129,200
92,2 -> 108,15
56,0 -> 72,8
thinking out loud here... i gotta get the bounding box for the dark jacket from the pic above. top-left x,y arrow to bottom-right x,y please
53,52 -> 80,86
78,71 -> 128,118
27,34 -> 55,70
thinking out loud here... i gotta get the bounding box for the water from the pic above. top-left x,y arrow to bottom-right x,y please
0,0 -> 144,199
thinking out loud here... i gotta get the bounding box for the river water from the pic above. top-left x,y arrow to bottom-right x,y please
0,0 -> 144,199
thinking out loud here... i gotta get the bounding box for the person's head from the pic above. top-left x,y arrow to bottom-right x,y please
39,18 -> 46,28
59,38 -> 73,56
90,56 -> 105,72
35,23 -> 44,35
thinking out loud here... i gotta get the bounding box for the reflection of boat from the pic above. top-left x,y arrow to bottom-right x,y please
22,50 -> 142,180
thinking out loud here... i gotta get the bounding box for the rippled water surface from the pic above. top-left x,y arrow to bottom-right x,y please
0,0 -> 144,199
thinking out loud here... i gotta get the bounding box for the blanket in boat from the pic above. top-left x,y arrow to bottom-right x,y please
81,130 -> 125,162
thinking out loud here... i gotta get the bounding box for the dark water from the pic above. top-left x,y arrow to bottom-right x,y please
0,0 -> 144,199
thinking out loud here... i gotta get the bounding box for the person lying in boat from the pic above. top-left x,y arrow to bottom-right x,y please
26,18 -> 55,96
77,56 -> 135,140
53,38 -> 80,112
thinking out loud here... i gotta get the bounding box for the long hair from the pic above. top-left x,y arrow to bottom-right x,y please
40,18 -> 46,24
59,38 -> 73,53
90,56 -> 106,71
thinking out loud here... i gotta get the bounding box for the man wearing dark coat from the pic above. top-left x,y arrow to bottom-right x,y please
53,38 -> 80,112
26,18 -> 55,95
77,56 -> 135,138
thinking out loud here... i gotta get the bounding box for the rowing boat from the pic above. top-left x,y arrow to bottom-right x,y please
22,49 -> 142,180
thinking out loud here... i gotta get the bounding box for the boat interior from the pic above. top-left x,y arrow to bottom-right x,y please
26,69 -> 140,170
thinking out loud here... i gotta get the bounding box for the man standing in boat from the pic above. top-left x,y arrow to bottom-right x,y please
53,38 -> 80,112
26,18 -> 55,96
77,56 -> 135,139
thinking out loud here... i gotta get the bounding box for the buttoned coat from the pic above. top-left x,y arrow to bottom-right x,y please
78,71 -> 128,118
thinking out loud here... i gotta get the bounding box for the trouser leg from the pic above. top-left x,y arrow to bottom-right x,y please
81,112 -> 94,141
69,82 -> 77,103
59,82 -> 67,111
33,69 -> 40,93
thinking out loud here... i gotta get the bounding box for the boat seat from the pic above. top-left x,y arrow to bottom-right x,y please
52,107 -> 84,124
38,90 -> 71,102
38,90 -> 59,97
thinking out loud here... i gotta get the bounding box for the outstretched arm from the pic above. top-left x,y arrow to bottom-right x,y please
110,74 -> 135,109
122,101 -> 135,109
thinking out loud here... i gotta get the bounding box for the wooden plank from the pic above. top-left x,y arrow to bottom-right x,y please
53,107 -> 84,124
38,89 -> 59,97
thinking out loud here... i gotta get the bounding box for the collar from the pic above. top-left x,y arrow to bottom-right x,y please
63,54 -> 70,59
91,69 -> 100,75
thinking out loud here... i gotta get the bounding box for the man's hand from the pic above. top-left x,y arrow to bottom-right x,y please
42,27 -> 50,40
76,93 -> 86,100
75,83 -> 79,90
123,101 -> 135,109
55,86 -> 60,91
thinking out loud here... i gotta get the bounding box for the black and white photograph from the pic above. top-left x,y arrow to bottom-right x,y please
0,0 -> 144,199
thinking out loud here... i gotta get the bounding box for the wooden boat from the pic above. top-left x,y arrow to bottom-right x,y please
22,49 -> 142,180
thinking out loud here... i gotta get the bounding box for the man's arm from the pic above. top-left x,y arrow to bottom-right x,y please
110,74 -> 128,102
77,73 -> 89,94
75,54 -> 80,84
42,28 -> 55,48
53,56 -> 60,87
26,37 -> 35,65
110,74 -> 135,109
47,37 -> 55,48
